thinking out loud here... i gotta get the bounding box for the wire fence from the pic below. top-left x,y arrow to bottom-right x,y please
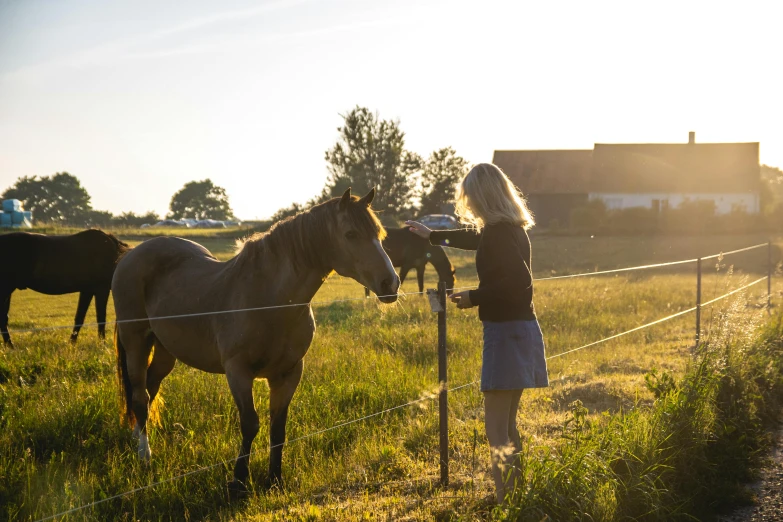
6,292 -> 423,336
21,241 -> 775,521
6,242 -> 771,337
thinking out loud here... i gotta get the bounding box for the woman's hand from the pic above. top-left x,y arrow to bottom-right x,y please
405,220 -> 432,239
449,290 -> 474,309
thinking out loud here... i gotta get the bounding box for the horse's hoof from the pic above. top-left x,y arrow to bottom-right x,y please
137,447 -> 151,462
137,433 -> 151,462
227,480 -> 249,500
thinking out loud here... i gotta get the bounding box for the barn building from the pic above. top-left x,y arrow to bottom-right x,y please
493,133 -> 761,228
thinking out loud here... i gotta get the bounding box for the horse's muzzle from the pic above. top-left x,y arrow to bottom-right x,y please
377,275 -> 399,303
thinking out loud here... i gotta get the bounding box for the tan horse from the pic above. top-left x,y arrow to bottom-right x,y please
112,188 -> 399,495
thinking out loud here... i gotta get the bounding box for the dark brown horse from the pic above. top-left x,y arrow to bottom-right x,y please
112,188 -> 399,494
364,227 -> 456,297
0,229 -> 129,348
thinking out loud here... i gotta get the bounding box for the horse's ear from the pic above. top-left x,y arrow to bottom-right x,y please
339,188 -> 352,211
359,188 -> 375,207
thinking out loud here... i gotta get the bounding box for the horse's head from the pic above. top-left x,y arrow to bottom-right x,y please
330,188 -> 399,303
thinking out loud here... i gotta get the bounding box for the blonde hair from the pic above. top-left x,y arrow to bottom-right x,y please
455,163 -> 535,231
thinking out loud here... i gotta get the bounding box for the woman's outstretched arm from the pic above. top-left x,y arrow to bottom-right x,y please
405,220 -> 481,250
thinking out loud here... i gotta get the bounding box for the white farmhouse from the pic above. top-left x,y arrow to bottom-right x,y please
589,132 -> 759,215
493,132 -> 761,228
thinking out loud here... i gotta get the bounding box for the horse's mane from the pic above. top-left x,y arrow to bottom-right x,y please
238,196 -> 385,271
80,228 -> 131,258
104,231 -> 131,253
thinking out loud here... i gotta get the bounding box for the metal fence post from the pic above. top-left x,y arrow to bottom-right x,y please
769,240 -> 773,314
437,281 -> 449,487
696,257 -> 702,347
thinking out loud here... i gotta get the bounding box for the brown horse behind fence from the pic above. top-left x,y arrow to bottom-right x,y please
364,227 -> 456,297
384,227 -> 456,292
0,229 -> 129,348
112,188 -> 399,495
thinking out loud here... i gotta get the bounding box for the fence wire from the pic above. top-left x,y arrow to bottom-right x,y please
6,242 -> 769,336
24,241 -> 773,521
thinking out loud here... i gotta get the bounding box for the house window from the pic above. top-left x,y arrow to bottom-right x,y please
731,202 -> 747,213
650,199 -> 669,213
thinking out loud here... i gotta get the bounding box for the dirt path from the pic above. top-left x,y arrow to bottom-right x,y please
719,426 -> 783,522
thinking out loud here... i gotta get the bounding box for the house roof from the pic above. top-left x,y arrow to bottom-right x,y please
591,142 -> 760,193
492,149 -> 593,194
493,140 -> 760,195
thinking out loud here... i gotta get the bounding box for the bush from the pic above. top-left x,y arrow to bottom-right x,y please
567,197 -> 782,236
604,207 -> 659,234
111,211 -> 160,228
500,309 -> 783,520
765,202 -> 783,233
658,199 -> 715,234
713,209 -> 766,234
569,200 -> 607,233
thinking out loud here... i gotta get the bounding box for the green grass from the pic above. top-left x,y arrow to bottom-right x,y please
1,234 -> 781,521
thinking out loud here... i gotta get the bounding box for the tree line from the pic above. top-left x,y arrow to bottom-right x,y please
1,175 -> 235,227
2,106 -> 468,227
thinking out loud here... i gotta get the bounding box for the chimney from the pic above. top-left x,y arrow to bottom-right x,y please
688,131 -> 695,144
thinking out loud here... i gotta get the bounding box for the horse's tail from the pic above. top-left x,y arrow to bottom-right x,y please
115,326 -> 136,427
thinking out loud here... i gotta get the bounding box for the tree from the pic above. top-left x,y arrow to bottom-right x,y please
269,202 -> 305,223
2,172 -> 93,223
418,147 -> 469,216
168,179 -> 234,220
84,210 -> 115,228
323,107 -> 421,216
112,211 -> 161,228
761,164 -> 783,211
761,164 -> 783,184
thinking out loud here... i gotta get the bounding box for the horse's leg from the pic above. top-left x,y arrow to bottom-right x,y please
94,287 -> 110,340
265,359 -> 303,489
70,291 -> 93,343
124,334 -> 153,460
1,289 -> 13,348
398,265 -> 411,287
146,340 -> 176,404
225,361 -> 260,495
416,264 -> 425,293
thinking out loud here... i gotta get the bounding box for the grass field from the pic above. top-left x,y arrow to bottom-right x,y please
1,232 -> 781,521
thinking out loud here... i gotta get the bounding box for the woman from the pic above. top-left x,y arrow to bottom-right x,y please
406,162 -> 549,504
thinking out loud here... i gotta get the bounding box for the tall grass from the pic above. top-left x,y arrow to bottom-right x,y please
0,235 -> 780,521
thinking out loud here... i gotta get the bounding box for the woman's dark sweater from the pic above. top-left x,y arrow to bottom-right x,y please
430,222 -> 535,322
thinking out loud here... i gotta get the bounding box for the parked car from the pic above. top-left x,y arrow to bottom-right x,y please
151,220 -> 190,228
191,219 -> 227,229
417,214 -> 459,230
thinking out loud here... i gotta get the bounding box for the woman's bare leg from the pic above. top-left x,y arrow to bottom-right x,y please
484,390 -> 516,503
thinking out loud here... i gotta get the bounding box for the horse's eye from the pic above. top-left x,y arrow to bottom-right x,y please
345,230 -> 358,241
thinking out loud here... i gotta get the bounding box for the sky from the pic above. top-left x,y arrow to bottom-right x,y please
1,0 -> 780,220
